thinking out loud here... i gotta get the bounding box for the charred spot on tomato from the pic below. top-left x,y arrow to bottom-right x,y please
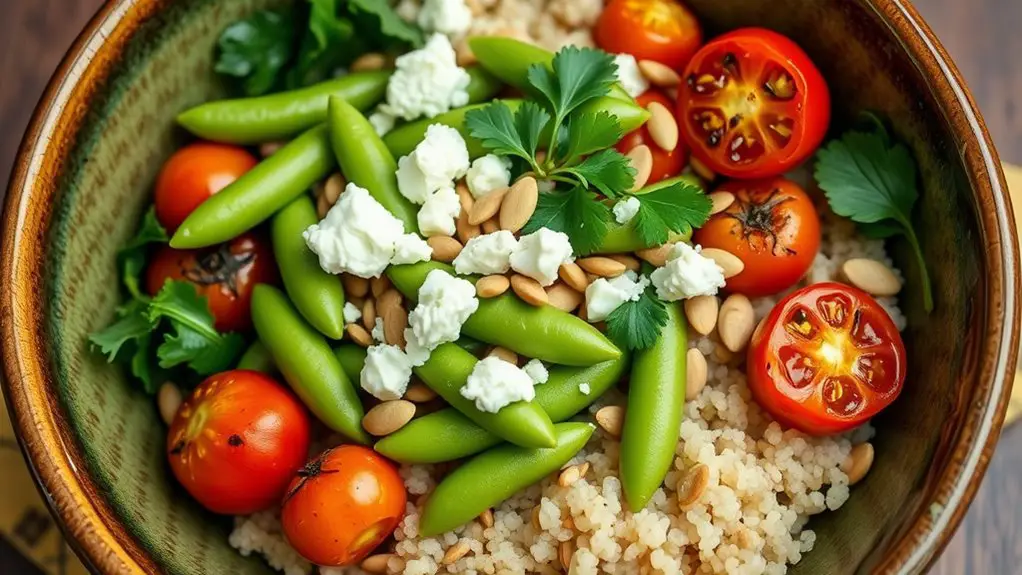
169,440 -> 186,455
723,188 -> 796,255
228,434 -> 244,447
181,243 -> 256,298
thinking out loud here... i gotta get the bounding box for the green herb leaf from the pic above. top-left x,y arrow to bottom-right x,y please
215,8 -> 297,96
527,47 -> 618,119
514,102 -> 552,160
290,0 -> 360,88
348,0 -> 424,47
118,207 -> 168,300
562,149 -> 635,198
88,300 -> 154,362
465,102 -> 538,166
632,182 -> 713,246
522,187 -> 611,255
562,111 -> 623,166
148,281 -> 244,374
858,220 -> 903,239
605,286 -> 668,351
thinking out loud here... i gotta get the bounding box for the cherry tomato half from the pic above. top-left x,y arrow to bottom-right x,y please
693,177 -> 820,297
154,142 -> 258,232
282,446 -> 406,567
616,90 -> 688,184
146,232 -> 277,332
167,370 -> 312,515
677,28 -> 830,179
747,283 -> 906,435
594,0 -> 703,70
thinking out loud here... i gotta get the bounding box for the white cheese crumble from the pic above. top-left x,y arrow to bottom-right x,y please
459,356 -> 536,413
417,0 -> 472,38
585,273 -> 650,322
650,243 -> 726,301
509,228 -> 574,286
397,124 -> 471,205
453,230 -> 519,275
579,382 -> 591,395
613,196 -> 641,224
368,109 -> 396,137
342,302 -> 362,324
392,233 -> 433,265
378,33 -> 471,122
406,269 -> 479,355
372,317 -> 386,343
360,344 -> 413,401
523,359 -> 549,385
466,154 -> 512,198
417,185 -> 461,237
614,54 -> 649,99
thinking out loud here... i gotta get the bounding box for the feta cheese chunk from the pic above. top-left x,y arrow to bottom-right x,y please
459,356 -> 536,413
614,54 -> 649,99
417,185 -> 461,237
650,243 -> 726,301
417,0 -> 472,38
397,124 -> 471,204
372,317 -> 386,343
343,302 -> 362,324
406,270 -> 479,353
523,359 -> 549,385
509,228 -> 574,286
379,34 -> 471,122
303,183 -> 406,278
613,196 -> 641,224
392,233 -> 433,265
361,344 -> 413,400
579,382 -> 591,395
466,154 -> 512,198
585,274 -> 650,322
369,109 -> 396,137
453,230 -> 519,275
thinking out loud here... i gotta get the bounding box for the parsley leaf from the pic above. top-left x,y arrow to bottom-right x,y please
514,102 -> 552,160
215,8 -> 298,97
118,207 -> 168,300
521,187 -> 611,255
465,101 -> 543,168
289,0 -> 359,88
89,300 -> 155,363
348,0 -> 423,47
527,47 -> 618,120
562,111 -> 623,166
632,182 -> 713,246
815,127 -> 933,312
605,286 -> 668,351
562,149 -> 635,198
148,282 -> 245,374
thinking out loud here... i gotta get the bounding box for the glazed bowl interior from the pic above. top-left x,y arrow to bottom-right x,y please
2,0 -> 1016,574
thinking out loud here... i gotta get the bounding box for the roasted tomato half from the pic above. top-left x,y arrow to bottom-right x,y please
154,142 -> 258,232
616,90 -> 688,184
282,446 -> 406,567
594,0 -> 703,70
146,232 -> 277,332
693,177 -> 820,297
747,283 -> 906,435
167,370 -> 312,515
677,28 -> 830,179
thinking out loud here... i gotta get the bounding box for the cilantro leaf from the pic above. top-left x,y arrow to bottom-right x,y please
527,47 -> 617,119
465,102 -> 540,167
632,182 -> 713,246
514,102 -> 552,160
562,149 -> 635,198
562,111 -> 623,166
522,187 -> 611,255
88,300 -> 154,362
118,207 -> 168,300
148,281 -> 244,374
215,8 -> 298,96
605,286 -> 668,351
289,0 -> 360,88
348,0 -> 424,47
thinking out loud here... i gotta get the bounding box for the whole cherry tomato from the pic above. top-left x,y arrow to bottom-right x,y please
747,283 -> 907,435
154,142 -> 258,232
677,28 -> 830,179
693,177 -> 820,297
282,446 -> 406,567
616,90 -> 688,184
167,370 -> 312,515
146,232 -> 277,332
594,0 -> 703,70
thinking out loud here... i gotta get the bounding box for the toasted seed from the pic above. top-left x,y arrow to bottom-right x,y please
488,346 -> 519,365
500,176 -> 539,233
481,217 -> 500,234
608,254 -> 641,273
363,400 -> 416,436
382,303 -> 408,348
841,442 -> 875,485
636,243 -> 674,267
558,262 -> 589,292
708,191 -> 735,215
428,236 -> 464,263
712,341 -> 735,364
595,405 -> 624,438
686,348 -> 708,400
479,508 -> 495,528
562,516 -> 575,530
316,193 -> 331,219
558,464 -> 582,487
690,156 -> 716,181
546,282 -> 583,312
346,323 -> 373,347
646,101 -> 679,152
343,275 -> 370,298
684,295 -> 719,335
511,274 -> 548,306
531,506 -> 542,530
456,181 -> 474,211
558,540 -> 575,571
376,289 -> 403,314
677,463 -> 710,508
577,256 -> 627,278
350,52 -> 388,72
577,303 -> 590,322
456,210 -> 482,244
157,382 -> 182,426
626,145 -> 653,191
718,294 -> 755,352
637,59 -> 682,87
259,141 -> 285,158
324,173 -> 345,205
578,461 -> 590,478
701,247 -> 745,279
360,554 -> 397,573
469,187 -> 509,225
404,382 -> 438,403
476,274 -> 511,298
443,540 -> 471,565
455,40 -> 477,66
362,299 -> 377,331
371,275 -> 392,298
841,258 -> 902,296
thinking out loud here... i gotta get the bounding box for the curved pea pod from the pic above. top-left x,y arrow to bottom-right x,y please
387,262 -> 620,365
334,344 -> 368,382
375,355 -> 628,463
415,343 -> 556,448
465,65 -> 504,103
327,96 -> 418,232
596,175 -> 704,253
236,340 -> 275,373
418,422 -> 594,537
272,196 -> 346,339
176,71 -> 391,144
620,302 -> 687,512
171,125 -> 334,249
251,285 -> 370,444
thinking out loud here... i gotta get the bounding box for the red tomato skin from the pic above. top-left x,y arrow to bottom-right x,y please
145,232 -> 277,332
594,0 -> 703,70
154,143 -> 258,232
167,370 -> 312,515
616,90 -> 688,184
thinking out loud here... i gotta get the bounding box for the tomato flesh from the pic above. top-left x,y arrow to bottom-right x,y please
747,283 -> 906,435
595,0 -> 703,70
616,90 -> 688,184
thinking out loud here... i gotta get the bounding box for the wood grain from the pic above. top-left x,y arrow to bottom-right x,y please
0,0 -> 1017,574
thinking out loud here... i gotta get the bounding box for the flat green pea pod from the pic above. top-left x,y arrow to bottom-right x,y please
272,196 -> 346,339
171,126 -> 334,249
415,343 -> 556,448
387,262 -> 620,365
236,340 -> 275,373
251,285 -> 370,445
334,345 -> 368,382
375,355 -> 628,463
176,71 -> 391,145
328,96 -> 418,233
596,175 -> 704,253
464,65 -> 505,103
418,422 -> 595,537
620,302 -> 687,512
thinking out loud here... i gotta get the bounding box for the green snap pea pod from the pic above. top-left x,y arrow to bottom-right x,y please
419,422 -> 595,537
620,302 -> 687,512
334,344 -> 368,382
375,355 -> 628,463
236,340 -> 275,373
171,125 -> 334,249
328,96 -> 418,233
272,196 -> 346,339
596,175 -> 704,253
415,343 -> 556,448
176,71 -> 391,145
464,65 -> 505,103
251,285 -> 370,445
387,262 -> 620,365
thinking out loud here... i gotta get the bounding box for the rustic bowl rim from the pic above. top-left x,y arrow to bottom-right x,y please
1,0 -> 1018,573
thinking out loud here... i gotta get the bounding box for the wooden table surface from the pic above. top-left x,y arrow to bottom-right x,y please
0,1 -> 1020,574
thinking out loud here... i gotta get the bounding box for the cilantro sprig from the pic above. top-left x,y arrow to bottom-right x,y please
605,285 -> 668,351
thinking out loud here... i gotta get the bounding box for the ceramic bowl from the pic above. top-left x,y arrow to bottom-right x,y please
2,0 -> 1019,573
